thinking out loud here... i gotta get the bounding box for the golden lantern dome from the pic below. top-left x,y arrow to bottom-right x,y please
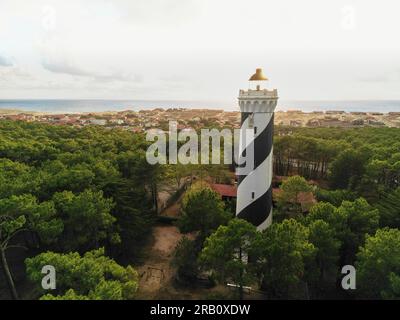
249,68 -> 268,81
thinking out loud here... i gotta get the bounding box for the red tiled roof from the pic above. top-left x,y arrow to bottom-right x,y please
210,184 -> 237,197
209,184 -> 316,212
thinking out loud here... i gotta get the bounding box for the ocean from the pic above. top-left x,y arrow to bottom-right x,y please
1,99 -> 400,114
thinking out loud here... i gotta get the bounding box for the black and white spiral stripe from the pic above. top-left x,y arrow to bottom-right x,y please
236,111 -> 274,231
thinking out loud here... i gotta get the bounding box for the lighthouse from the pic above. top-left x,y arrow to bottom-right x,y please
236,68 -> 278,231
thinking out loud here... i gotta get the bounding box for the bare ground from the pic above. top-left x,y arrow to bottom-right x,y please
136,225 -> 183,299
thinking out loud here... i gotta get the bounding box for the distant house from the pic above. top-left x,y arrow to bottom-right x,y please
370,112 -> 383,116
5,115 -> 25,121
89,119 -> 107,126
286,110 -> 302,114
367,119 -> 385,126
209,182 -> 317,214
320,118 -> 351,127
326,110 -> 346,114
109,119 -> 124,125
210,183 -> 237,201
306,118 -> 321,127
352,119 -> 364,126
48,114 -> 69,122
290,120 -> 302,127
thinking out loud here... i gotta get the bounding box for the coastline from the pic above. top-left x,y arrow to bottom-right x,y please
1,107 -> 400,128
2,99 -> 400,115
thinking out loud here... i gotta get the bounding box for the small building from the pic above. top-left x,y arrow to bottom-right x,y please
286,109 -> 302,114
352,118 -> 364,126
326,110 -> 345,114
350,112 -> 367,115
89,119 -> 107,126
209,182 -> 317,214
290,120 -> 302,127
367,119 -> 385,126
210,183 -> 237,202
306,119 -> 321,127
109,119 -> 125,125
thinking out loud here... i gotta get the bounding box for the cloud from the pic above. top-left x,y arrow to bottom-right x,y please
0,55 -> 13,67
41,58 -> 142,82
42,59 -> 91,77
2,1 -> 400,100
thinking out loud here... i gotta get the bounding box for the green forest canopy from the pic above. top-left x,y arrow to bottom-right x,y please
1,120 -> 400,299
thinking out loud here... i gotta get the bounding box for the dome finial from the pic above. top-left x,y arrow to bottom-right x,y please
249,68 -> 268,81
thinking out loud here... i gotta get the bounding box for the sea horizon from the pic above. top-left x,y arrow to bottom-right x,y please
1,99 -> 400,114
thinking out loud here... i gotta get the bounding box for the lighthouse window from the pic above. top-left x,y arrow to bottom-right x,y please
254,127 -> 257,134
248,114 -> 254,128
251,192 -> 255,199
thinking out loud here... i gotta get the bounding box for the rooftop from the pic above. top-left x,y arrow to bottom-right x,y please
210,183 -> 237,198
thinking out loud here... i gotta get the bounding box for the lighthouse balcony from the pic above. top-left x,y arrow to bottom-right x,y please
238,90 -> 278,113
238,88 -> 278,98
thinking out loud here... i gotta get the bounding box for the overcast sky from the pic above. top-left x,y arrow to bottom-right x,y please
1,0 -> 400,101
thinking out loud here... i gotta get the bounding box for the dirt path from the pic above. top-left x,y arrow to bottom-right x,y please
161,202 -> 181,218
135,188 -> 230,300
135,223 -> 229,300
136,225 -> 184,299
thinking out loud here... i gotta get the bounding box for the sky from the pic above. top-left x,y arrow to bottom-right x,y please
0,0 -> 400,101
